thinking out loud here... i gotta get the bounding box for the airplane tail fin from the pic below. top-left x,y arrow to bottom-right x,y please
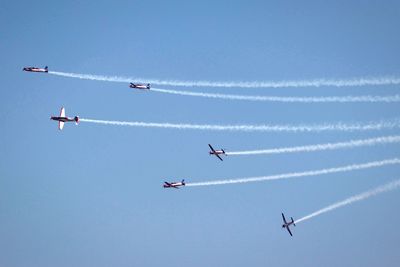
147,83 -> 151,89
45,66 -> 48,72
291,217 -> 296,226
182,179 -> 185,185
74,116 -> 79,125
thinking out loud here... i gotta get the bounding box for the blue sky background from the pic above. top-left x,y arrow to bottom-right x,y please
1,1 -> 400,266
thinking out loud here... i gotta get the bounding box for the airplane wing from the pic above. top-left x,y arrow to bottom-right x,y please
282,213 -> 287,224
59,121 -> 64,130
60,107 -> 65,117
164,182 -> 171,186
208,144 -> 216,153
216,154 -> 223,161
286,227 -> 293,236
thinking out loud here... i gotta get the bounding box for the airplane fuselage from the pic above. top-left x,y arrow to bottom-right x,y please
282,222 -> 294,229
164,183 -> 184,188
210,150 -> 225,155
163,180 -> 185,188
23,67 -> 48,73
130,83 -> 150,89
51,116 -> 75,122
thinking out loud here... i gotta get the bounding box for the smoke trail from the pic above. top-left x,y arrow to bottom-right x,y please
227,135 -> 400,156
186,158 -> 400,187
79,118 -> 400,133
295,179 -> 400,224
49,71 -> 133,83
152,88 -> 400,103
49,71 -> 400,88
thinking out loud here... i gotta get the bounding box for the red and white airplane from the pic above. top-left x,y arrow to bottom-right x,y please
50,107 -> 79,130
163,179 -> 185,189
281,213 -> 296,237
208,144 -> 226,161
130,83 -> 151,90
23,66 -> 48,73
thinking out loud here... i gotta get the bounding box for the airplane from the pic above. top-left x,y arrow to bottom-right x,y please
281,213 -> 296,236
23,66 -> 48,73
208,144 -> 226,161
130,83 -> 151,89
50,107 -> 79,130
163,179 -> 185,189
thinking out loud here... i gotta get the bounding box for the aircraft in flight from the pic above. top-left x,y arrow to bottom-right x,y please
50,107 -> 79,130
163,179 -> 185,189
281,213 -> 296,236
23,66 -> 48,73
130,83 -> 151,90
208,144 -> 226,161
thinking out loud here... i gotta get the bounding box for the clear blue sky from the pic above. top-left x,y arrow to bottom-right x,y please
1,1 -> 400,266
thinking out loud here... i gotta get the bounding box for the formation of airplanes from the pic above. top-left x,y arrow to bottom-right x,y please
25,66 -> 298,237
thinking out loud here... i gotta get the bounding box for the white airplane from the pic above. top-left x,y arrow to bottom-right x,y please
50,107 -> 79,130
163,179 -> 185,189
281,213 -> 296,236
23,66 -> 48,73
130,83 -> 150,90
208,144 -> 226,161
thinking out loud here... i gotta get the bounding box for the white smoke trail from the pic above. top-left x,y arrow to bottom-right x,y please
186,158 -> 400,187
152,88 -> 400,103
79,118 -> 400,133
227,135 -> 400,156
49,71 -> 400,88
295,179 -> 400,224
49,71 -> 133,83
